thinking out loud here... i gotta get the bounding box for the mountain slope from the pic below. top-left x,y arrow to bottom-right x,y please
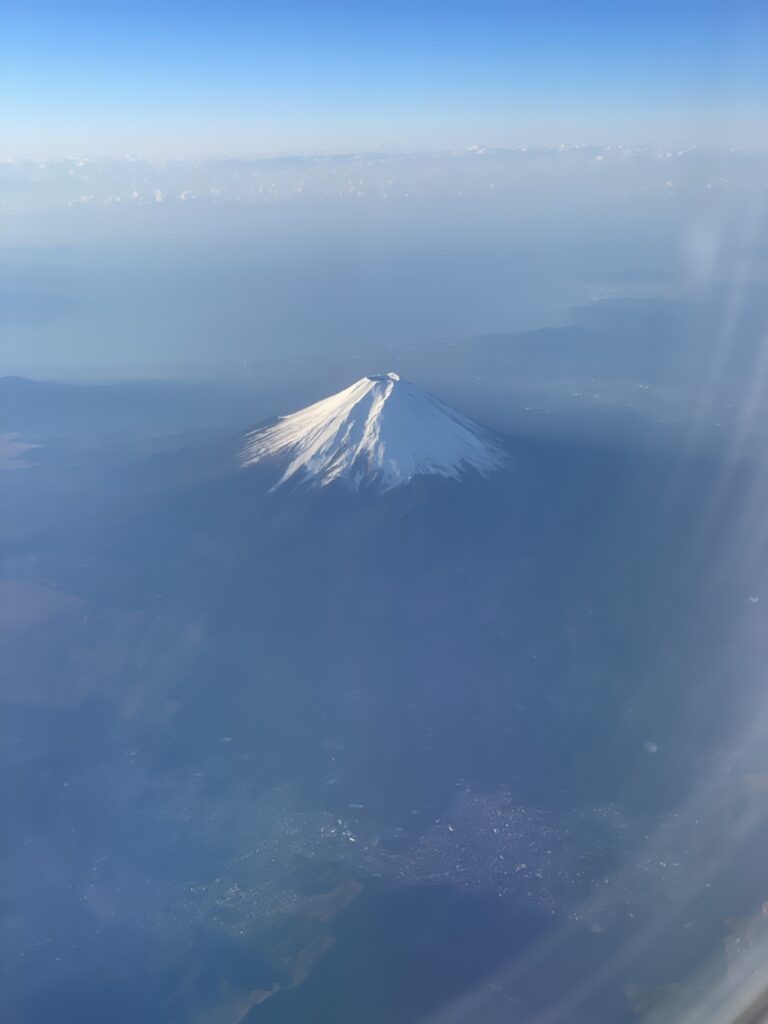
240,372 -> 508,490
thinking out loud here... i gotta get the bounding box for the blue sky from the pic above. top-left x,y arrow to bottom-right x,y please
2,0 -> 767,156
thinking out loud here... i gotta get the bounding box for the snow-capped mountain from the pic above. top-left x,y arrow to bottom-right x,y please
240,372 -> 508,490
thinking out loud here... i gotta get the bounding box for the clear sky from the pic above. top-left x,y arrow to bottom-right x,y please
2,0 -> 767,158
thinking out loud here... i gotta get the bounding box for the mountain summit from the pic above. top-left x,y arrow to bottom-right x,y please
241,372 -> 508,491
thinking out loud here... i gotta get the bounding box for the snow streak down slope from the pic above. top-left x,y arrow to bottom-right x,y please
241,372 -> 508,491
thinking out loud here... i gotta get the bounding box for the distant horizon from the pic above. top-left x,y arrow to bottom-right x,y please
3,0 -> 765,372
3,0 -> 767,158
6,141 -> 768,162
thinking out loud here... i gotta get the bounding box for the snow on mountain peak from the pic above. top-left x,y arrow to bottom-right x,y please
240,373 -> 508,491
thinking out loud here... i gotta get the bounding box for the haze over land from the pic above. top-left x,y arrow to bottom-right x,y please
2,146 -> 766,382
